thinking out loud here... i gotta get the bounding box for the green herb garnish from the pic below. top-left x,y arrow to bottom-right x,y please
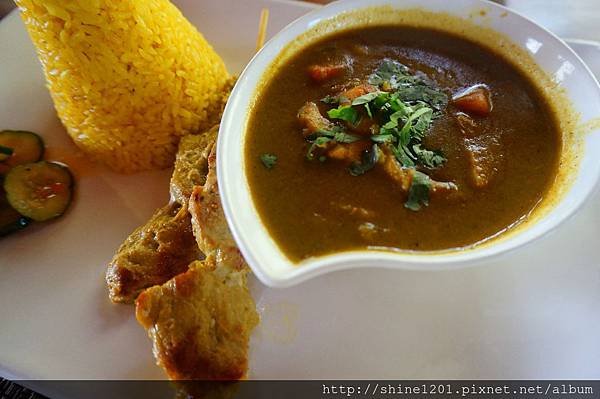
405,170 -> 431,211
370,134 -> 396,144
351,92 -> 382,105
304,59 -> 453,211
306,136 -> 332,161
368,59 -> 447,110
313,128 -> 361,144
412,144 -> 446,168
321,95 -> 341,105
260,153 -> 277,169
327,105 -> 361,125
305,127 -> 361,160
368,59 -> 410,87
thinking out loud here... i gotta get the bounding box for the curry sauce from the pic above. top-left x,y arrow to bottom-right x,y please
246,26 -> 561,261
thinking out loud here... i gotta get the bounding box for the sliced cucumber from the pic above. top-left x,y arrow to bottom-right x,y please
0,145 -> 14,162
0,130 -> 44,173
4,161 -> 73,222
0,190 -> 30,237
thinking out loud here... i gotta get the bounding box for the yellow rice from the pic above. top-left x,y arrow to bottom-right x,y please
15,0 -> 231,173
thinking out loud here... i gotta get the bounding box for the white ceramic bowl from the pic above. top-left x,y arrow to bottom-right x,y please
218,0 -> 600,287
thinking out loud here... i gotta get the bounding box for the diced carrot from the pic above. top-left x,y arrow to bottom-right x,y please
338,84 -> 377,104
452,85 -> 492,116
307,64 -> 346,83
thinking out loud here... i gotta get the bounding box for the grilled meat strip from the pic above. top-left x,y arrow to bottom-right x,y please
135,257 -> 258,380
189,142 -> 247,272
106,128 -> 217,303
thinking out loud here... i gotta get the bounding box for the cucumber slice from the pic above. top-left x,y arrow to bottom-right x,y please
0,130 -> 44,173
4,161 -> 74,222
0,145 -> 14,161
0,190 -> 30,237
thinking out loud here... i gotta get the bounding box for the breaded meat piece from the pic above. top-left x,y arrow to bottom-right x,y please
189,143 -> 246,272
135,258 -> 258,380
105,203 -> 200,303
170,126 -> 218,205
106,129 -> 218,304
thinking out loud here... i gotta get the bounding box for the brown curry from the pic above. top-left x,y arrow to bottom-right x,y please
246,26 -> 561,262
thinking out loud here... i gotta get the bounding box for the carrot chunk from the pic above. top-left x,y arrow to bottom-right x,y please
307,64 -> 346,83
452,85 -> 493,116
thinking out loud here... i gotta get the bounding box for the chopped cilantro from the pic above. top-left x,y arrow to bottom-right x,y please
405,170 -> 431,211
370,134 -> 396,144
368,59 -> 448,110
306,136 -> 332,160
302,58 -> 454,211
398,107 -> 432,140
321,95 -> 341,105
327,105 -> 360,125
312,128 -> 361,144
396,85 -> 448,111
260,153 -> 277,169
333,131 -> 361,143
351,92 -> 381,105
412,144 -> 446,168
391,145 -> 415,168
305,125 -> 344,141
368,59 -> 409,87
364,102 -> 373,118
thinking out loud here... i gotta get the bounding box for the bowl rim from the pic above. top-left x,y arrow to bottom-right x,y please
218,0 -> 600,287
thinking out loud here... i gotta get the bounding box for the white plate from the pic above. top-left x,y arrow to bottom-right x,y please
1,0 -> 599,383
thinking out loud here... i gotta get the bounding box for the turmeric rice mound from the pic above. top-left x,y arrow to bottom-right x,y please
16,0 -> 231,173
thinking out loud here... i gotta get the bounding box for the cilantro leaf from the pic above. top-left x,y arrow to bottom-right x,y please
398,106 -> 432,138
321,95 -> 341,105
368,59 -> 448,111
410,107 -> 434,139
327,105 -> 360,125
395,85 -> 447,111
351,92 -> 381,105
370,134 -> 396,143
412,144 -> 446,168
260,153 -> 277,169
349,144 -> 380,176
405,170 -> 431,211
306,137 -> 332,161
333,131 -> 361,143
382,109 -> 408,130
392,145 -> 415,168
305,125 -> 345,140
364,102 -> 373,118
305,124 -> 362,161
311,128 -> 361,144
368,59 -> 409,87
